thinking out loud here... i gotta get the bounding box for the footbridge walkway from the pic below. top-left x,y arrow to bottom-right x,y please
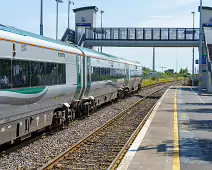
84,27 -> 200,47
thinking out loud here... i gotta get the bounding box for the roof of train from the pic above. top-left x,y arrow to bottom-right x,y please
0,24 -> 142,67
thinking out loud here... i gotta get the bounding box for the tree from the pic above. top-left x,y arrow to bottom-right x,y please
142,67 -> 152,78
179,68 -> 188,74
164,69 -> 174,76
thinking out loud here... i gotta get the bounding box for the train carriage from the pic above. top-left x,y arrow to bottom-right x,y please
0,25 -> 143,145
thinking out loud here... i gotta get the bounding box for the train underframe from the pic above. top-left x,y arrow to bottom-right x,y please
52,83 -> 142,127
0,83 -> 142,146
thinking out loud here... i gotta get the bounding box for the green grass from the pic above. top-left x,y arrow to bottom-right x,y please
142,79 -> 158,87
142,77 -> 175,87
177,77 -> 184,80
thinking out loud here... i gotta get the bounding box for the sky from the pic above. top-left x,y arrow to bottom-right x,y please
1,0 -> 212,73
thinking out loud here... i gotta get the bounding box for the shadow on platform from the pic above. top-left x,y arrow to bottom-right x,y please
130,116 -> 212,162
182,108 -> 212,114
164,107 -> 212,114
165,102 -> 212,106
188,119 -> 212,132
132,138 -> 212,162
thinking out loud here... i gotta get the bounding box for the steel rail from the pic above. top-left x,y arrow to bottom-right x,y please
0,81 -> 164,156
40,82 -> 177,170
107,89 -> 164,170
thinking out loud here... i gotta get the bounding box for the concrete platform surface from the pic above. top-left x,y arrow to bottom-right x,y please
117,86 -> 212,170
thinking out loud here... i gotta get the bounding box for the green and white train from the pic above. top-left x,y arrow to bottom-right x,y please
0,25 -> 143,145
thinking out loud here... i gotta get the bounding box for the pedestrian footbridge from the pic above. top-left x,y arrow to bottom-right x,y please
83,27 -> 212,93
84,27 -> 199,47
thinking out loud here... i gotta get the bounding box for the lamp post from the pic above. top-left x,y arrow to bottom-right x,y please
55,0 -> 63,40
68,0 -> 74,29
176,48 -> 178,73
153,47 -> 155,72
198,0 -> 203,95
161,66 -> 166,73
100,10 -> 104,52
192,11 -> 195,86
40,0 -> 43,35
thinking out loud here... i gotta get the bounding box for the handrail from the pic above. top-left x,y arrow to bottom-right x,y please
77,33 -> 85,46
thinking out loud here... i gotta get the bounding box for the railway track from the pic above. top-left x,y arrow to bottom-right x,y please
0,82 -> 164,155
41,82 -> 180,170
0,81 -> 180,169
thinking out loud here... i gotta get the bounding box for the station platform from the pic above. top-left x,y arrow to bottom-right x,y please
117,86 -> 212,170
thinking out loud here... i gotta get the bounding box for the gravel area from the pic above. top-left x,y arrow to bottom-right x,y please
51,89 -> 167,170
0,83 -> 173,170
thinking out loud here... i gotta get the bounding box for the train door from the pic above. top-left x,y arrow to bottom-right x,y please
125,64 -> 129,86
74,55 -> 83,100
25,118 -> 29,133
16,123 -> 20,137
84,56 -> 91,97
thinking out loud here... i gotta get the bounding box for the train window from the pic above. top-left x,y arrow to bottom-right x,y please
1,59 -> 67,88
91,67 -> 99,82
12,60 -> 30,88
31,61 -> 45,86
46,63 -> 58,85
91,66 -> 126,82
31,61 -> 39,86
0,58 -> 11,89
106,68 -> 110,76
100,67 -> 106,76
40,63 -> 46,85
96,67 -> 100,75
58,64 -> 66,84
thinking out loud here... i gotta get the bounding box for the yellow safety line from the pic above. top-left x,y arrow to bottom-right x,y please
173,87 -> 180,170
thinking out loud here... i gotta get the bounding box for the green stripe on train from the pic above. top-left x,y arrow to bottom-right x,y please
3,87 -> 46,94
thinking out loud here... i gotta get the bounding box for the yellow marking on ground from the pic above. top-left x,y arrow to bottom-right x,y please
173,87 -> 181,170
181,115 -> 186,118
181,113 -> 186,116
181,115 -> 187,121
